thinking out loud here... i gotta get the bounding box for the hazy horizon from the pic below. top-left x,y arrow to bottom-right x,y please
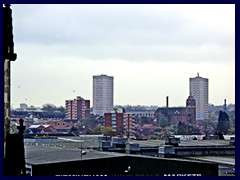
10,4 -> 235,108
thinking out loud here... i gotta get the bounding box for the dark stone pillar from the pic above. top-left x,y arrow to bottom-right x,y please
4,119 -> 26,175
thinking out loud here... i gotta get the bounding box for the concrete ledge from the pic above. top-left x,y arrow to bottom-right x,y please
24,138 -> 58,143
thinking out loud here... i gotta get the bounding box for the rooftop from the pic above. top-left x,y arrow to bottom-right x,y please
25,144 -> 125,165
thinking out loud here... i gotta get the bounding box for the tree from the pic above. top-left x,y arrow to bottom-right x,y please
89,126 -> 114,135
102,126 -> 114,136
187,125 -> 201,135
208,112 -> 218,121
176,121 -> 188,135
56,106 -> 65,114
28,105 -> 37,111
148,135 -> 160,140
198,120 -> 217,135
42,104 -> 56,113
159,116 -> 168,128
90,126 -> 103,134
216,111 -> 230,134
163,129 -> 174,137
69,125 -> 79,136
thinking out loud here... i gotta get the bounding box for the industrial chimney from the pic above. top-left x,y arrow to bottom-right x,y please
224,99 -> 227,111
166,96 -> 169,108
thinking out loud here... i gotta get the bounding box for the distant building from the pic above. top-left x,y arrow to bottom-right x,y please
38,119 -> 74,134
124,113 -> 135,136
93,74 -> 114,116
190,73 -> 209,121
186,95 -> 196,125
104,108 -> 135,136
125,110 -> 155,120
105,111 -> 124,135
155,96 -> 196,126
28,125 -> 57,134
65,96 -> 90,120
20,103 -> 27,111
38,119 -> 73,128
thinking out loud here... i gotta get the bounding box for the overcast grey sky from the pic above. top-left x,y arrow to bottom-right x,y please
10,4 -> 235,108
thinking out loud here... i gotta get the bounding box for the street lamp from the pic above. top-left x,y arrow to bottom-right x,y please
83,126 -> 86,140
80,140 -> 87,160
80,141 -> 83,160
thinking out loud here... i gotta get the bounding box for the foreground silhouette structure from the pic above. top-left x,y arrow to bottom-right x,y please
3,4 -> 26,175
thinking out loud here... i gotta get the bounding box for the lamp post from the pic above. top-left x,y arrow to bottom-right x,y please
80,141 -> 83,160
83,126 -> 86,140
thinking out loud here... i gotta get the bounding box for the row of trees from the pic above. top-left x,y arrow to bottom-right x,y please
11,104 -> 66,119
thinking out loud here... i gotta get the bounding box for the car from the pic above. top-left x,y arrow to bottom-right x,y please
81,150 -> 87,155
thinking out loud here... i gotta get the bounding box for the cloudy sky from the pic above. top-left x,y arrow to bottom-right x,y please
10,4 -> 235,108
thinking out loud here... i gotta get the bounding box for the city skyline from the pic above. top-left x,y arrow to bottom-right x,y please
10,4 -> 235,108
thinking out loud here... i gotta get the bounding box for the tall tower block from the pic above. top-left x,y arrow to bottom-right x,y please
189,73 -> 209,121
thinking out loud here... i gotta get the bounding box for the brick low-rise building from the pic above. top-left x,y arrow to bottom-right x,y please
155,96 -> 196,126
104,109 -> 135,136
65,96 -> 90,120
105,112 -> 124,135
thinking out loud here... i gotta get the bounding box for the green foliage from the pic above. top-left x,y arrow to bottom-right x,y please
148,135 -> 160,140
101,126 -> 114,135
90,126 -> 102,134
216,111 -> 230,134
89,126 -> 114,135
198,120 -> 217,135
163,129 -> 174,137
176,121 -> 201,135
208,112 -> 218,121
159,116 -> 168,128
42,104 -> 56,113
176,121 -> 188,135
56,106 -> 66,114
187,125 -> 201,135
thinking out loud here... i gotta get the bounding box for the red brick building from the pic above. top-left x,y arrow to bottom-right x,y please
39,119 -> 73,128
105,112 -> 124,135
155,96 -> 196,126
104,109 -> 135,136
28,125 -> 57,134
65,96 -> 90,120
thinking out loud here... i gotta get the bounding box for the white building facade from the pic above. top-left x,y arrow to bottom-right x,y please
93,74 -> 114,116
189,73 -> 209,121
20,103 -> 28,111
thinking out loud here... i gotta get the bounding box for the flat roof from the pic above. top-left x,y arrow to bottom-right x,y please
182,156 -> 235,166
25,144 -> 125,165
130,139 -> 230,147
24,136 -> 234,165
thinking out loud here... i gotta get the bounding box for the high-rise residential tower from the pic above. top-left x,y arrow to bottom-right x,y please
189,73 -> 209,121
93,74 -> 114,116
